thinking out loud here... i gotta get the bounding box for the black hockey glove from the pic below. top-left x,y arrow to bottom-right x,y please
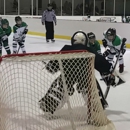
23,29 -> 28,34
103,49 -> 110,57
102,39 -> 107,48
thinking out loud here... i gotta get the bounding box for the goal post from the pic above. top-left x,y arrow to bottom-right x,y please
0,50 -> 116,130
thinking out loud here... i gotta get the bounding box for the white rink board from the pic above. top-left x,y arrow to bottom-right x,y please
1,15 -> 130,45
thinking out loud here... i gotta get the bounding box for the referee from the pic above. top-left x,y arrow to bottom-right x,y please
41,3 -> 57,43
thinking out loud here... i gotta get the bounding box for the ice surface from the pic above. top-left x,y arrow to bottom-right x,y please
1,34 -> 130,130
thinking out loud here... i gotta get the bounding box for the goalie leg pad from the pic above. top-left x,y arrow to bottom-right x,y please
39,76 -> 75,114
39,86 -> 64,114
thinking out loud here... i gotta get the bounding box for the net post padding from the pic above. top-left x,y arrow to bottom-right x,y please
0,51 -> 116,130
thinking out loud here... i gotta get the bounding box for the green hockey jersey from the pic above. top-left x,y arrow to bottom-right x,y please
0,25 -> 11,38
88,40 -> 101,54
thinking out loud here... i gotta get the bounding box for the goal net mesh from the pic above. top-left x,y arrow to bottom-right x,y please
0,51 -> 115,130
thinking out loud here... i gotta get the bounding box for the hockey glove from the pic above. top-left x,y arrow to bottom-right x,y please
1,35 -> 8,41
103,49 -> 110,57
102,39 -> 107,48
23,29 -> 28,34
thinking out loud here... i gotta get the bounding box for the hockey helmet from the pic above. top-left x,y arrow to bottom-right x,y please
87,32 -> 96,44
106,28 -> 116,41
48,3 -> 52,7
15,16 -> 22,25
1,19 -> 9,28
71,31 -> 88,45
106,28 -> 116,36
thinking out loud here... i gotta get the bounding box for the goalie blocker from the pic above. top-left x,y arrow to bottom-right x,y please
39,31 -> 118,115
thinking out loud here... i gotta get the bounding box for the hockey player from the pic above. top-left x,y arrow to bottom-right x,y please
87,32 -> 102,55
39,31 -> 118,116
0,19 -> 11,56
102,28 -> 126,73
13,16 -> 28,54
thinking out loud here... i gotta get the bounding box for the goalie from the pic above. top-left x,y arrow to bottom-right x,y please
39,31 -> 119,116
13,16 -> 28,54
0,19 -> 11,56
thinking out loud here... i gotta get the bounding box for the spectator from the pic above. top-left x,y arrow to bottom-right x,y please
41,3 -> 57,43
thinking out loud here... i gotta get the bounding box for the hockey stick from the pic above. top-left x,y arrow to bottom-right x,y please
17,46 -> 20,54
104,38 -> 126,99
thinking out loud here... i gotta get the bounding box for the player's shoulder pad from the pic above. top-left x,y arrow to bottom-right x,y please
114,35 -> 122,46
22,22 -> 28,27
13,24 -> 19,28
8,26 -> 12,30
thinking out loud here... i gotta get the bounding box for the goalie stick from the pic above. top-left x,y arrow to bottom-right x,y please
104,38 -> 126,99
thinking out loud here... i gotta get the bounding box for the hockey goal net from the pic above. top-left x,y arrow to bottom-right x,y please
0,51 -> 115,130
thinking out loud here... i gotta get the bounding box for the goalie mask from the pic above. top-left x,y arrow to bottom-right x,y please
106,28 -> 116,42
71,31 -> 88,46
15,16 -> 22,25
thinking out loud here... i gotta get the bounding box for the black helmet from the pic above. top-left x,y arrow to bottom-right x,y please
15,16 -> 22,22
47,3 -> 52,7
87,32 -> 96,39
106,28 -> 116,36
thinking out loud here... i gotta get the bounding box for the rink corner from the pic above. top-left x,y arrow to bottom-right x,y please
28,31 -> 130,49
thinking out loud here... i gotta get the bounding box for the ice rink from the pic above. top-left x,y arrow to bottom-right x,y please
1,34 -> 130,130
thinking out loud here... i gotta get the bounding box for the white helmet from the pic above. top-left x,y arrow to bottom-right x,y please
73,32 -> 86,45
